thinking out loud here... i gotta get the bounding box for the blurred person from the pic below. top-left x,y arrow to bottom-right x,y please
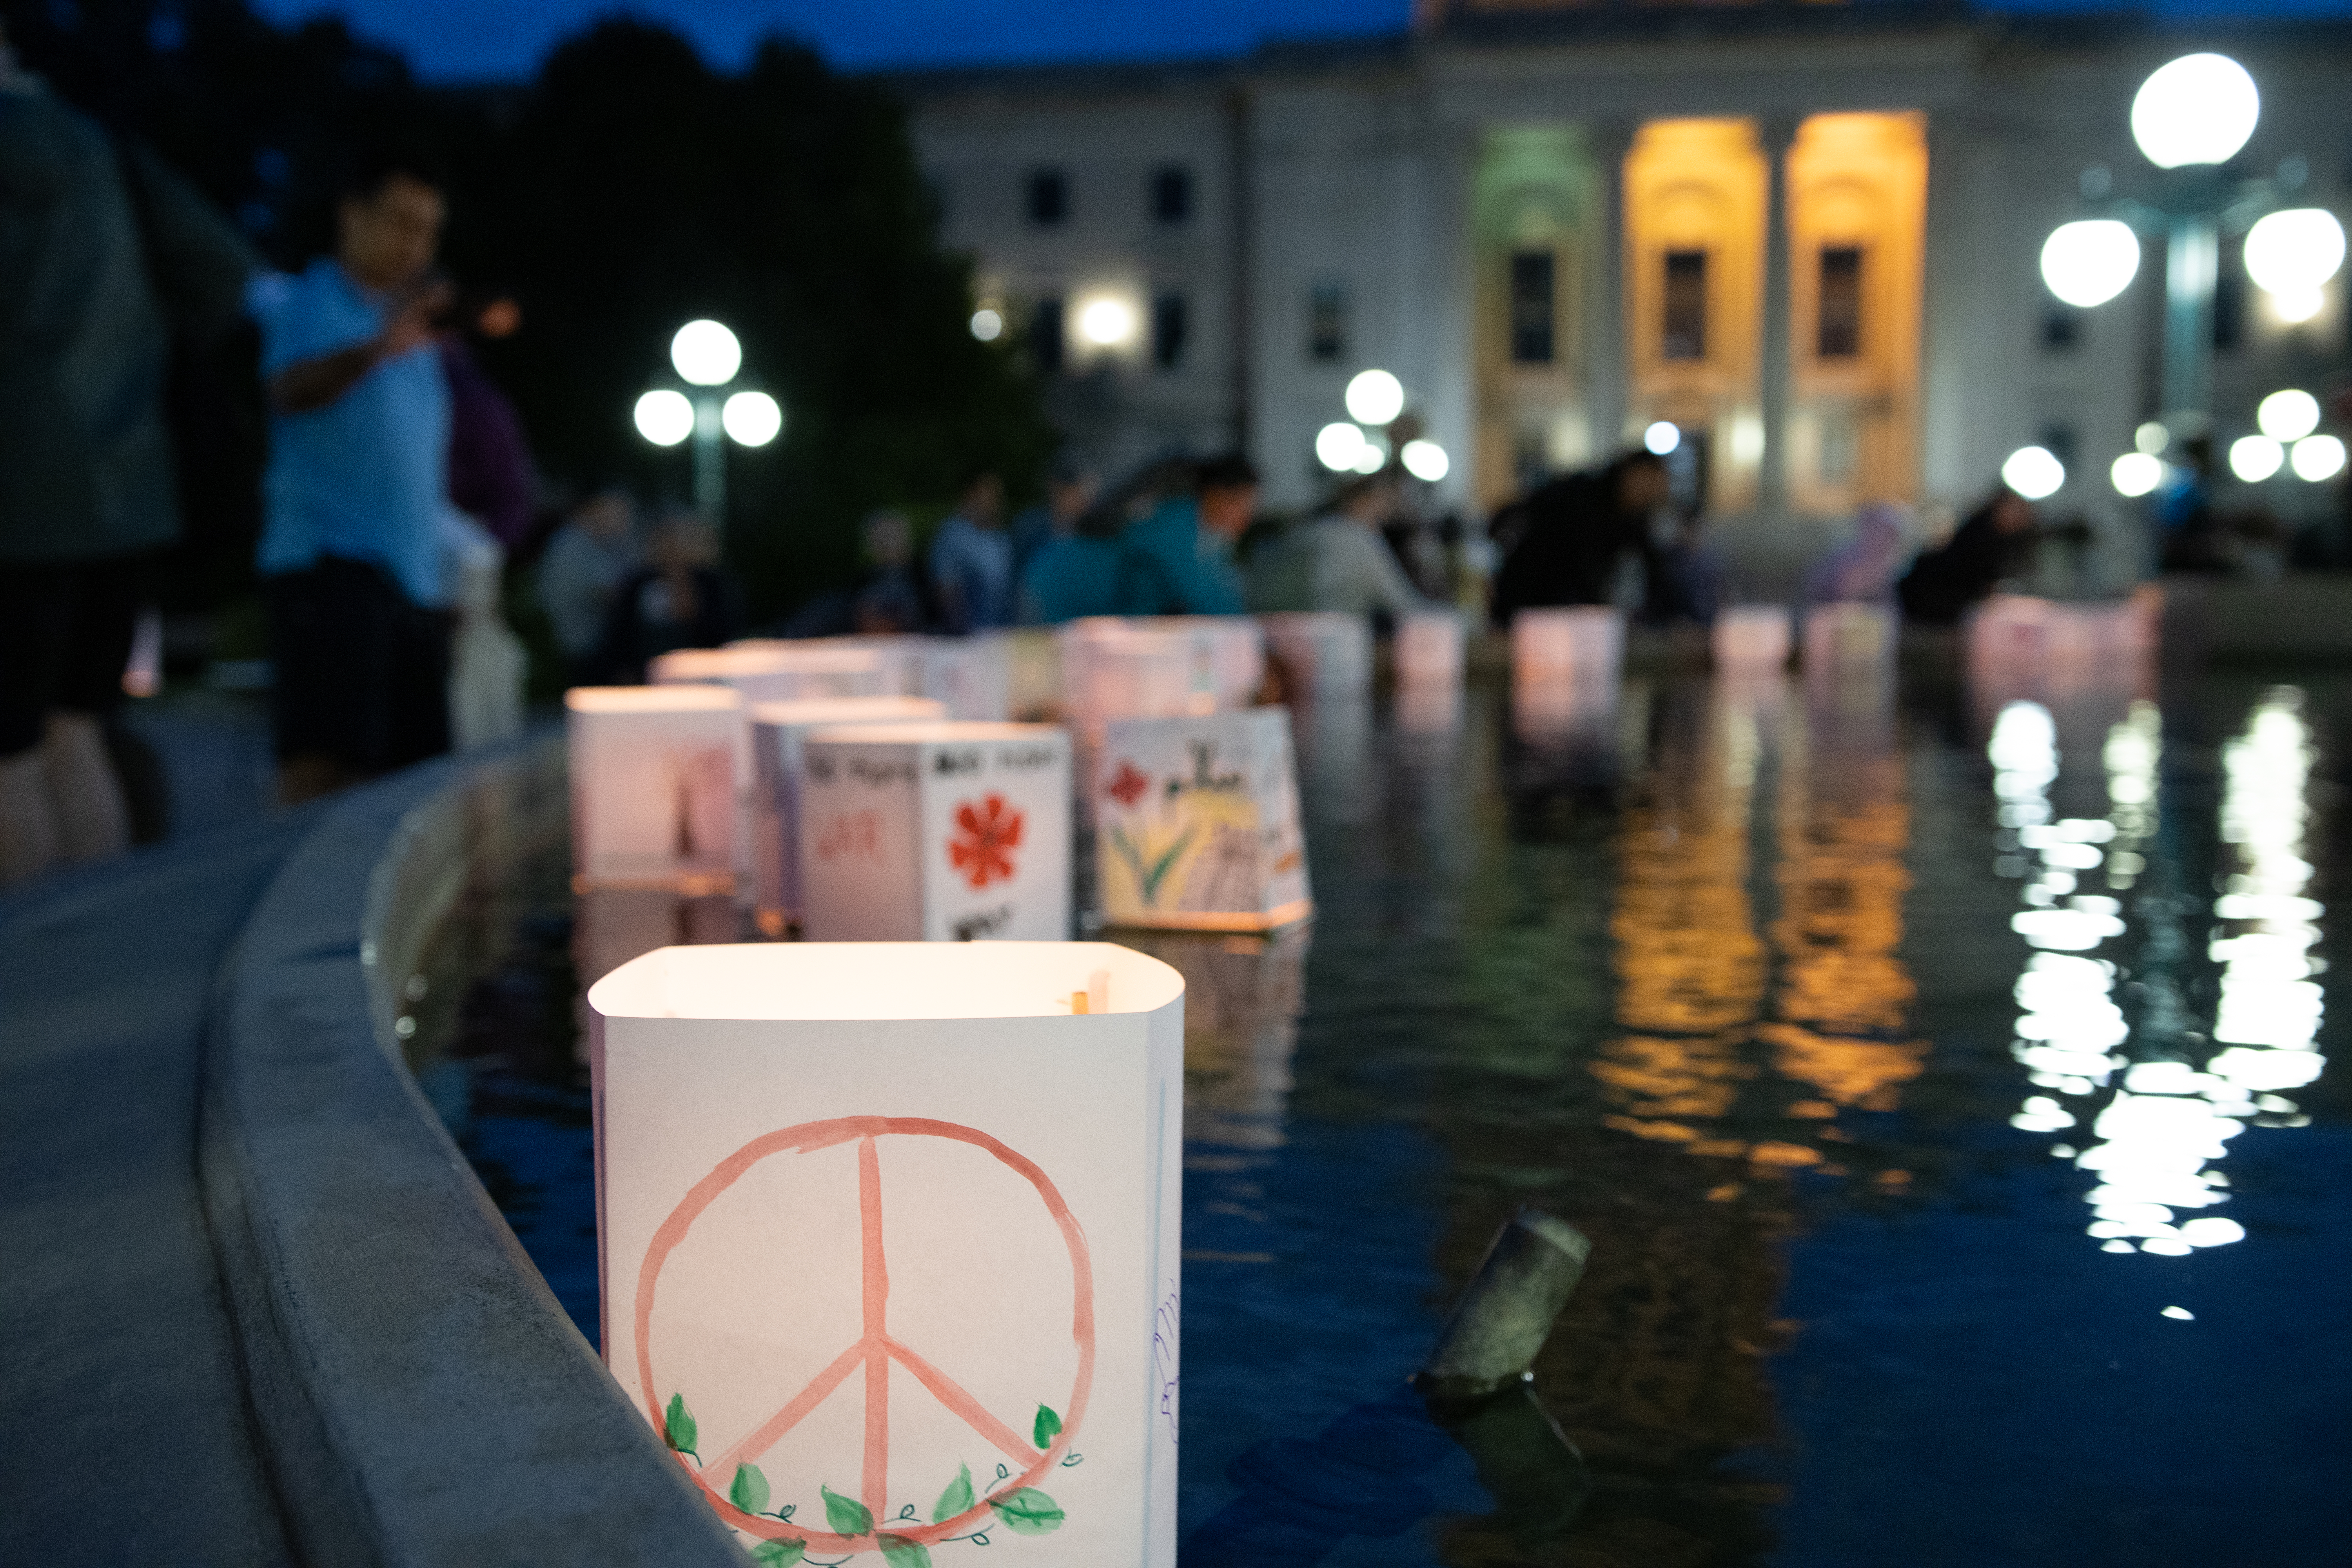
442,294 -> 537,550
1008,461 -> 1097,581
593,511 -> 743,682
1016,510 -> 1130,624
1804,501 -> 1911,607
1489,449 -> 1670,624
1247,473 -> 1432,617
1648,511 -> 1727,626
1898,485 -> 2038,625
0,29 -> 255,884
2154,434 -> 2230,574
929,470 -> 1011,633
536,485 -> 641,683
851,509 -> 929,634
252,150 -> 457,803
1123,452 -> 1259,616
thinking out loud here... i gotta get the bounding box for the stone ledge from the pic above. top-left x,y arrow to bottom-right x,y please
200,733 -> 746,1566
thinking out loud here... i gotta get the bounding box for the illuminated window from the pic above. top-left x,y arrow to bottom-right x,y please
1151,165 -> 1192,224
1152,292 -> 1187,370
1818,246 -> 1863,358
1508,250 -> 1555,364
1024,167 -> 1068,227
1307,280 -> 1347,363
1663,249 -> 1707,360
1030,296 -> 1065,374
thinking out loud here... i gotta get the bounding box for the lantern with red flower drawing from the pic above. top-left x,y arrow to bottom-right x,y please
797,722 -> 1071,941
1093,708 -> 1311,932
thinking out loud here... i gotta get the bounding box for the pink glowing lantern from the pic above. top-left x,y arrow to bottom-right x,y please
748,696 -> 949,932
797,722 -> 1072,941
1393,610 -> 1465,688
1258,612 -> 1372,697
590,941 -> 1185,1567
567,686 -> 743,891
1510,606 -> 1623,687
1094,708 -> 1311,932
1712,606 -> 1792,671
653,645 -> 889,704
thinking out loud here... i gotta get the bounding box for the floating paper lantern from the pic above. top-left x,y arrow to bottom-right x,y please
653,646 -> 888,704
1801,603 -> 1895,671
1393,610 -> 1465,688
994,630 -> 1065,719
1511,606 -> 1623,687
1126,617 -> 1265,710
1712,606 -> 1791,671
749,697 -> 949,932
1259,612 -> 1372,698
798,722 -> 1073,941
567,686 -> 743,891
1094,708 -> 1311,931
590,941 -> 1185,1567
918,638 -> 1014,721
1060,627 -> 1197,732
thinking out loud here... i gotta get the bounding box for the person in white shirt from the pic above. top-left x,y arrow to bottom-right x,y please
1248,472 -> 1434,618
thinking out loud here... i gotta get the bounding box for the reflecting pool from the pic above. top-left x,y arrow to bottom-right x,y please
413,661 -> 2352,1566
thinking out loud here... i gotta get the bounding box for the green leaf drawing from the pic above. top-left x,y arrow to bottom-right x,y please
877,1535 -> 933,1568
821,1484 -> 873,1537
664,1394 -> 699,1459
729,1463 -> 771,1516
750,1541 -> 807,1566
1109,824 -> 1196,906
933,1462 -> 976,1523
1032,1404 -> 1063,1450
989,1488 -> 1066,1536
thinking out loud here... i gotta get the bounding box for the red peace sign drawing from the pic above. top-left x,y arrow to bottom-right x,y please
635,1116 -> 1095,1554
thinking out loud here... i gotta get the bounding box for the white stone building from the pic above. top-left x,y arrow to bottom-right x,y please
898,1 -> 2352,571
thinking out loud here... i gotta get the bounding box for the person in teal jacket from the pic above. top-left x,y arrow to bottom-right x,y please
1116,452 -> 1258,617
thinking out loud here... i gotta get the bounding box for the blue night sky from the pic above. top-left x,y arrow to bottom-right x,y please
249,0 -> 2352,83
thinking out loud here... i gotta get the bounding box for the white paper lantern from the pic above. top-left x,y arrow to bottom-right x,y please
590,941 -> 1185,1567
918,638 -> 1015,721
748,697 -> 949,931
1258,612 -> 1373,697
1510,606 -> 1623,687
1060,626 -> 1198,731
1711,605 -> 1792,671
1125,617 -> 1266,711
654,646 -> 889,704
1802,603 -> 1895,671
567,686 -> 744,891
1393,610 -> 1465,688
993,630 -> 1065,719
766,637 -> 931,697
798,722 -> 1072,941
1093,708 -> 1311,932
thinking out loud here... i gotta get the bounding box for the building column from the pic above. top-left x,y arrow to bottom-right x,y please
1588,120 -> 1637,457
1757,115 -> 1799,519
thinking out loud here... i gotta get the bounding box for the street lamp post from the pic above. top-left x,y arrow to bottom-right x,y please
632,319 -> 783,535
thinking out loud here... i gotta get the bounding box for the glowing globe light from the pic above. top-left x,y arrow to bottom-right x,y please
1076,296 -> 1136,347
2134,421 -> 2169,455
2002,445 -> 2066,500
2130,53 -> 2259,169
633,389 -> 695,447
1401,438 -> 1449,482
670,319 -> 741,387
2229,434 -> 2284,481
2243,208 -> 2346,297
2270,287 -> 2325,324
2291,434 -> 2347,482
722,390 -> 782,447
1643,420 -> 1682,456
1352,437 -> 1387,475
2258,389 -> 2320,442
970,308 -> 1004,341
1344,368 -> 1405,426
2040,220 -> 2140,308
2111,452 -> 2165,497
1316,421 -> 1367,472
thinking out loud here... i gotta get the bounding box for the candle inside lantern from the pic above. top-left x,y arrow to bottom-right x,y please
1712,605 -> 1791,671
566,685 -> 743,892
590,940 -> 1185,1567
797,720 -> 1073,941
1510,606 -> 1622,688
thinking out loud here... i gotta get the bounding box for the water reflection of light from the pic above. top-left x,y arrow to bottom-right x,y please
2003,690 -> 2327,1257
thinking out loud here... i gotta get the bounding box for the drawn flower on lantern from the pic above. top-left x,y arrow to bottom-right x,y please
949,793 -> 1025,889
1105,760 -> 1150,807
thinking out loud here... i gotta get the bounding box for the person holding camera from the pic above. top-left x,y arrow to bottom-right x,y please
252,152 -> 457,804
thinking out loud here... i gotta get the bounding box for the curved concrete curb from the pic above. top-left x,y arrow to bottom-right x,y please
199,734 -> 746,1566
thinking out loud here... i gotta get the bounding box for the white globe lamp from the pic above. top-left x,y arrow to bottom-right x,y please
1316,422 -> 1367,473
1400,439 -> 1449,482
2228,435 -> 2284,482
2111,452 -> 2165,497
2001,445 -> 2065,500
1643,420 -> 1682,456
2129,54 -> 2259,170
2290,435 -> 2346,483
2040,220 -> 2141,308
2243,209 -> 2346,298
670,319 -> 742,387
2257,389 -> 2320,443
721,390 -> 783,447
633,389 -> 695,447
1344,369 -> 1405,426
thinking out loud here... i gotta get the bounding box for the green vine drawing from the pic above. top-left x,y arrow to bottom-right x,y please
1109,822 -> 1196,907
665,1394 -> 1071,1565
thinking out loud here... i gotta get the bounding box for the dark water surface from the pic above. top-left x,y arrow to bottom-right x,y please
414,664 -> 2352,1566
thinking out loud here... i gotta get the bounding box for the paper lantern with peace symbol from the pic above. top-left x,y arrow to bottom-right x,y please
796,722 -> 1071,942
591,942 -> 1186,1566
